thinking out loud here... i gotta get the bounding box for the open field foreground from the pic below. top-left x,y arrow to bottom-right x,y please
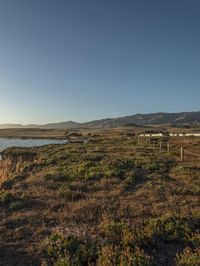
0,131 -> 200,266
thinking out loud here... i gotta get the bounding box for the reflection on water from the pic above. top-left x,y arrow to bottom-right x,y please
0,138 -> 67,153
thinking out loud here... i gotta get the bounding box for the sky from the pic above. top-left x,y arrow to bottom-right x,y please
0,0 -> 200,124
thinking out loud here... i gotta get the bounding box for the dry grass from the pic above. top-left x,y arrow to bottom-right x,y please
0,130 -> 199,265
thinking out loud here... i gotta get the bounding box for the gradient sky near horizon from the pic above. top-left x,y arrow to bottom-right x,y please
0,0 -> 200,124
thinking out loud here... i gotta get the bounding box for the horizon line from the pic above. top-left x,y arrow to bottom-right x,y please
0,109 -> 200,125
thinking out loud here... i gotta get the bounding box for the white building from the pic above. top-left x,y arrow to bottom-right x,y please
169,133 -> 178,137
185,133 -> 200,137
139,133 -> 164,137
169,132 -> 200,137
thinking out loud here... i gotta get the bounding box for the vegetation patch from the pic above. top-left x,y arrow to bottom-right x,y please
142,215 -> 191,245
44,234 -> 97,266
0,134 -> 199,265
176,247 -> 200,266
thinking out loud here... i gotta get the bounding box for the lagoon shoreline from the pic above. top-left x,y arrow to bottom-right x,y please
0,128 -> 68,140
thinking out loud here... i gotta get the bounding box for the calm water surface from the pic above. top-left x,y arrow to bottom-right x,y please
0,138 -> 67,153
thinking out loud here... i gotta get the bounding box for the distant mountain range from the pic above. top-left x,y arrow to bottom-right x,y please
1,111 -> 200,129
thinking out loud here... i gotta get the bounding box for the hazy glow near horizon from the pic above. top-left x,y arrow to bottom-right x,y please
0,0 -> 200,124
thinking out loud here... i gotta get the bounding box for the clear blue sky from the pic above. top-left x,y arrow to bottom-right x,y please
0,0 -> 200,124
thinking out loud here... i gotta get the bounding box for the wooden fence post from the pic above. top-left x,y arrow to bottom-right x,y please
181,147 -> 184,162
159,142 -> 162,150
167,143 -> 170,152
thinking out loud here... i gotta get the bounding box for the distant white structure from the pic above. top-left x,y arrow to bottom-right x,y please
169,133 -> 178,137
169,132 -> 200,137
139,132 -> 200,138
185,133 -> 200,137
139,133 -> 164,137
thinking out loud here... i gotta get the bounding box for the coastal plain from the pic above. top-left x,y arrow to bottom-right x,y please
0,127 -> 199,265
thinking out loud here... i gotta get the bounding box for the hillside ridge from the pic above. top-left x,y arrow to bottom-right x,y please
0,111 -> 200,129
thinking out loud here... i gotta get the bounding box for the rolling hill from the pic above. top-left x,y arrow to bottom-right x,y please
0,111 -> 200,129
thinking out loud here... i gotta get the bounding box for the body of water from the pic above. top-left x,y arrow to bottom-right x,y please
0,138 -> 67,153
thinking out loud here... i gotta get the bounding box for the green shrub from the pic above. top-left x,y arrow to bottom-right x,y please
97,246 -> 152,266
54,258 -> 70,266
123,172 -> 136,188
143,215 -> 191,244
189,232 -> 200,248
9,201 -> 25,211
0,191 -> 14,204
119,247 -> 153,266
143,161 -> 160,171
173,187 -> 200,196
176,247 -> 200,266
62,190 -> 85,201
85,153 -> 104,162
172,165 -> 199,178
146,173 -> 167,181
97,245 -> 120,266
104,158 -> 135,179
44,234 -> 97,265
0,191 -> 26,210
100,221 -> 128,244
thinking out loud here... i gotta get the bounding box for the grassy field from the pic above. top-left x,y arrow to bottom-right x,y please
0,124 -> 172,139
0,129 -> 199,265
0,128 -> 68,139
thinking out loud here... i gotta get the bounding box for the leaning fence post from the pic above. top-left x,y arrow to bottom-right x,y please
181,147 -> 184,162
